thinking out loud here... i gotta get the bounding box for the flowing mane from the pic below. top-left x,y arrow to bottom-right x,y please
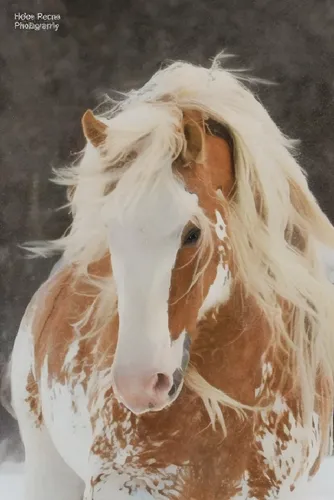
27,54 -> 334,434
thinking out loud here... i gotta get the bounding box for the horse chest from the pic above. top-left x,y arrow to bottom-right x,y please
42,370 -> 323,500
37,336 -> 323,500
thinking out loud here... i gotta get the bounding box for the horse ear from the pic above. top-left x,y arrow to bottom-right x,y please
182,111 -> 206,164
81,110 -> 108,148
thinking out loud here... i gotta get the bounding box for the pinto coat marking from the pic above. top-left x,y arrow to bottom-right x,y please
11,57 -> 334,500
14,262 -> 332,499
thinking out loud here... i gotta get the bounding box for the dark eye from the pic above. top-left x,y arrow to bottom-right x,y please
183,227 -> 201,246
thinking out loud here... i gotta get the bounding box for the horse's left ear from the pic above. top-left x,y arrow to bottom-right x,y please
81,110 -> 108,148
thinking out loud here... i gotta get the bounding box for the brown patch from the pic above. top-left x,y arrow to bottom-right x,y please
203,133 -> 235,197
168,234 -> 223,341
91,473 -> 104,488
32,254 -> 113,387
180,118 -> 234,197
25,370 -> 43,427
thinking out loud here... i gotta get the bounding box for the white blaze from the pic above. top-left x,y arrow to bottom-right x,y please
107,173 -> 199,375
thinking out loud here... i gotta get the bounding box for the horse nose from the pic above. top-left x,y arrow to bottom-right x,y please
112,368 -> 174,414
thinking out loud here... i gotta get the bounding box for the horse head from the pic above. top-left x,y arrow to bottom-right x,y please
80,108 -> 235,414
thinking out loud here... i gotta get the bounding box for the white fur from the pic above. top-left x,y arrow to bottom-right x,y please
40,355 -> 92,479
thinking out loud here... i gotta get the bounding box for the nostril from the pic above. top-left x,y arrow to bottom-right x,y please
153,373 -> 172,394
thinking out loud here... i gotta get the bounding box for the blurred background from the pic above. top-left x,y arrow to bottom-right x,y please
1,0 -> 334,462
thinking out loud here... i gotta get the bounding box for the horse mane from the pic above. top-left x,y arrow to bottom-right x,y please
28,54 -> 334,433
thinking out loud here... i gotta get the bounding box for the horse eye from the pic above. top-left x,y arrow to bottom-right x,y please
183,227 -> 201,246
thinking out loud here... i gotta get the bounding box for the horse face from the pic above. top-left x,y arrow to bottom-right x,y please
82,110 -> 234,415
107,177 -> 198,414
107,137 -> 234,415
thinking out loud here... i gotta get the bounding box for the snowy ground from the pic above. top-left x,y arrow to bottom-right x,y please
0,458 -> 333,499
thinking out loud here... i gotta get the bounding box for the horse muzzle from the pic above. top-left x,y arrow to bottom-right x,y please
112,334 -> 191,414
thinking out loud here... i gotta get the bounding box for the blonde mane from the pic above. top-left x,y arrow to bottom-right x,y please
29,54 -> 334,433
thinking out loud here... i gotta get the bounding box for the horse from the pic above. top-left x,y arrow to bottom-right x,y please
10,56 -> 334,500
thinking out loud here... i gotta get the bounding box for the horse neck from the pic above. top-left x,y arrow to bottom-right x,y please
191,282 -> 273,406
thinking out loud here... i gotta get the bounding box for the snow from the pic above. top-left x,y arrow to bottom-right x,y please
0,458 -> 333,499
0,462 -> 24,499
